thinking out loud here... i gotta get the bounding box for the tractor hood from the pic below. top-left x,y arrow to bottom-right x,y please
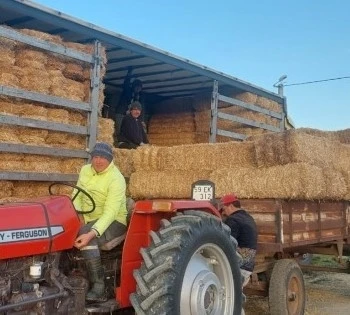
0,196 -> 80,259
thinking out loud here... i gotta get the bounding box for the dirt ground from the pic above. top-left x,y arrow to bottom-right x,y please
245,271 -> 350,315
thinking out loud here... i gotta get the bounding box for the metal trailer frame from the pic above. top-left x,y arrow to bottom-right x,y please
0,25 -> 103,182
209,80 -> 287,142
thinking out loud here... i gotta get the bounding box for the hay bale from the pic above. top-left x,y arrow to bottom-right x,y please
19,29 -> 63,44
22,155 -> 61,173
0,44 -> 16,66
60,158 -> 85,174
97,118 -> 114,146
0,71 -> 21,88
20,68 -> 51,93
0,153 -> 25,172
113,148 -> 135,178
235,92 -> 258,104
16,48 -> 48,70
0,181 -> 14,199
255,96 -> 282,113
17,128 -> 48,145
133,141 -> 256,172
69,110 -> 87,126
0,125 -> 19,143
12,181 -> 51,198
129,170 -> 211,199
133,146 -> 164,172
63,62 -> 85,82
46,54 -> 66,71
0,99 -> 22,116
18,103 -> 48,120
210,163 -> 346,200
45,131 -> 85,149
0,37 -> 17,49
0,197 -> 25,203
252,130 -> 345,170
47,108 -> 69,124
298,128 -> 350,145
49,71 -> 86,101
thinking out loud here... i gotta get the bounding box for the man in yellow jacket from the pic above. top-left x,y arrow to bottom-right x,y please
73,142 -> 127,302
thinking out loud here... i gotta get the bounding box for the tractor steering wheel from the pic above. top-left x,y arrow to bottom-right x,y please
49,182 -> 96,214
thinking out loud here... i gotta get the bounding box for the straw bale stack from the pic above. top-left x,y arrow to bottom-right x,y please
129,170 -> 211,199
97,118 -> 114,146
210,163 -> 347,200
298,128 -> 350,145
133,141 -> 256,172
193,92 -> 280,141
0,181 -> 14,199
255,96 -> 282,113
252,130 -> 350,173
113,148 -> 135,178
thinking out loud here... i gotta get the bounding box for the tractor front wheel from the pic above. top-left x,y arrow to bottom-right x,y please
130,210 -> 243,315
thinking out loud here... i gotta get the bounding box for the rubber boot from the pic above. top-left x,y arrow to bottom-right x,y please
85,257 -> 107,302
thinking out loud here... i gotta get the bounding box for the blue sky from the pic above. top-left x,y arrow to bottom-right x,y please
34,0 -> 349,131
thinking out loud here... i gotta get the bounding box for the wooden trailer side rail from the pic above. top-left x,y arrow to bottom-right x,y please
241,199 -> 350,254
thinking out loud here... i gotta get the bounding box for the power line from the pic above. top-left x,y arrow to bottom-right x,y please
284,76 -> 350,87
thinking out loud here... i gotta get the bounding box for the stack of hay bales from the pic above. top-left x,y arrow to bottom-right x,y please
193,91 -> 282,141
128,128 -> 350,201
147,97 -> 197,146
0,27 -> 113,201
147,91 -> 282,147
129,141 -> 256,198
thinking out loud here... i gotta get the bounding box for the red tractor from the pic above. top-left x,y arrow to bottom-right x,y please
0,181 -> 243,314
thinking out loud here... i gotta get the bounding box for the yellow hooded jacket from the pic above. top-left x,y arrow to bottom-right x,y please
73,162 -> 127,236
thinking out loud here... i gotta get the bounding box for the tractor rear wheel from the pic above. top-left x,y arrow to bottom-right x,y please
130,210 -> 243,315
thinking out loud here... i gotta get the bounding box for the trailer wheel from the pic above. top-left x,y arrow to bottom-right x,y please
130,210 -> 243,315
269,259 -> 305,315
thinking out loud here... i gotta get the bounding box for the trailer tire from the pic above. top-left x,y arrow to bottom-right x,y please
269,259 -> 305,315
130,210 -> 243,315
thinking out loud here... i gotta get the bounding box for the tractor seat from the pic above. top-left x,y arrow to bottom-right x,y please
100,198 -> 135,251
100,233 -> 126,251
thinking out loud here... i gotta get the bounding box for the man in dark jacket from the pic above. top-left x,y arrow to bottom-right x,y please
118,101 -> 149,149
115,67 -> 144,137
220,193 -> 257,288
